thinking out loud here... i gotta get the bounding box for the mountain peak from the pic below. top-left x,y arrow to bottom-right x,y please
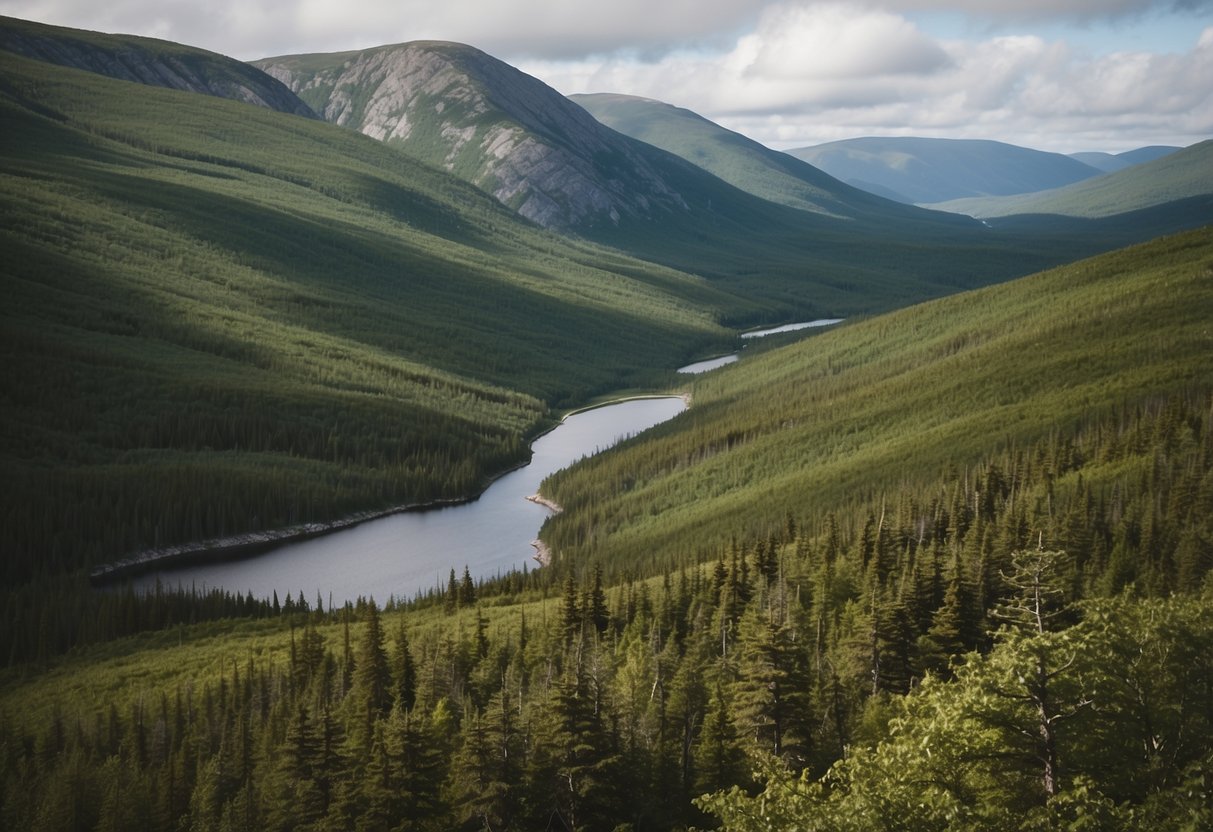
257,42 -> 688,229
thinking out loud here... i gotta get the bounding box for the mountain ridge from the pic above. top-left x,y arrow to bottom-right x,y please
788,136 -> 1104,204
570,91 -> 950,223
930,140 -> 1213,220
0,15 -> 316,118
256,42 -> 690,229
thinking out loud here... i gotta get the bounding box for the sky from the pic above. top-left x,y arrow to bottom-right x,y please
3,0 -> 1211,153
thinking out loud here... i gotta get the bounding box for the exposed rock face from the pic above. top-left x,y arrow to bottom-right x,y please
257,42 -> 688,229
0,17 -> 316,118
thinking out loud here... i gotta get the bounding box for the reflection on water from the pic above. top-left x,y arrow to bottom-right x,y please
134,397 -> 686,606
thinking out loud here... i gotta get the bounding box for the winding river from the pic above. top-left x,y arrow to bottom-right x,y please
133,397 -> 687,606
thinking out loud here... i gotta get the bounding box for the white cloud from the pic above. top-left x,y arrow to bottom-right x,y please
2,0 -> 1209,151
525,3 -> 1212,152
738,3 -> 951,80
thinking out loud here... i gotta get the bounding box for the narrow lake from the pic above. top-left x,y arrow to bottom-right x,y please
740,318 -> 844,338
134,396 -> 687,606
678,318 -> 843,373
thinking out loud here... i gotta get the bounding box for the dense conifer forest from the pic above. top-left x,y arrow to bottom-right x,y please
1,386 -> 1210,830
3,20 -> 1213,831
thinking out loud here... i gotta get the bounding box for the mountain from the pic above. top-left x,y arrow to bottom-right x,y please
0,46 -> 750,582
1069,145 -> 1180,173
0,15 -> 315,117
570,92 -> 929,220
259,44 -> 1105,318
255,42 -> 694,231
930,140 -> 1213,220
787,136 -> 1103,204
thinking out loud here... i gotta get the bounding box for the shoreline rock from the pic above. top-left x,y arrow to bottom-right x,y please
525,493 -> 563,513
530,539 -> 552,567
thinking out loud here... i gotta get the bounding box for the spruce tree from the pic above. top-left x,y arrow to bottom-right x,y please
349,600 -> 392,755
393,621 -> 417,712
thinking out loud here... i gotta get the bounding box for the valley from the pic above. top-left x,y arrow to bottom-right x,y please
1,13 -> 1211,832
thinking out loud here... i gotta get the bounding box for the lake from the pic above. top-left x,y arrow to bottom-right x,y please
678,318 -> 843,373
134,396 -> 687,606
740,318 -> 844,338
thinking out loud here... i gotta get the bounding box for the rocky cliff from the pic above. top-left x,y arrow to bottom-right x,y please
257,42 -> 689,229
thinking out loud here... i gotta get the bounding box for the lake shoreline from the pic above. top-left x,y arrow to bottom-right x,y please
92,393 -> 689,588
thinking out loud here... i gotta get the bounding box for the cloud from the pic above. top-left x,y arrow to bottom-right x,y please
0,0 -> 772,59
526,5 -> 1213,152
2,0 -> 1208,151
738,3 -> 951,80
879,0 -> 1213,24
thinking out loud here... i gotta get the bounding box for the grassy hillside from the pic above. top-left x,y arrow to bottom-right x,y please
0,15 -> 315,116
787,136 -> 1102,204
933,140 -> 1213,219
1069,145 -> 1178,173
259,43 -> 1126,320
0,50 -> 746,582
539,228 -> 1213,573
570,93 -> 937,221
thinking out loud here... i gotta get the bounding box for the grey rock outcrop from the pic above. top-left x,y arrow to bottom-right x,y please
258,42 -> 687,229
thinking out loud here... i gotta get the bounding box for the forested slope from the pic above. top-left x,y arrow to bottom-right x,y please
1,232 -> 1210,831
540,228 -> 1213,576
0,50 -> 739,583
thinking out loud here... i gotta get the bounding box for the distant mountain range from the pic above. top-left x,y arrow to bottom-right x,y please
1068,146 -> 1179,173
928,140 -> 1213,221
568,92 -> 924,221
255,42 -> 693,231
786,136 -> 1106,204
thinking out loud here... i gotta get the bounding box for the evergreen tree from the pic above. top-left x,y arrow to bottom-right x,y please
730,607 -> 812,767
393,621 -> 418,711
460,566 -> 477,608
264,703 -> 325,832
526,664 -> 622,831
449,690 -> 523,831
349,600 -> 392,755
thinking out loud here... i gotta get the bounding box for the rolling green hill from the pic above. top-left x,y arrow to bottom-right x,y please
257,43 -> 1110,318
538,227 -> 1213,574
0,48 -> 747,583
570,92 -> 940,221
930,140 -> 1213,220
257,41 -> 1212,323
1,231 -> 1209,832
1069,145 -> 1178,173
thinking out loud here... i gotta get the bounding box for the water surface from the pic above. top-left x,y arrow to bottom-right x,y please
677,355 -> 739,374
135,397 -> 686,606
740,318 -> 844,339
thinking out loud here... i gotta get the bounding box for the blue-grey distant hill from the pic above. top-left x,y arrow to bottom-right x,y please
929,140 -> 1213,222
569,92 -> 922,221
1069,146 -> 1180,173
787,137 -> 1104,204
